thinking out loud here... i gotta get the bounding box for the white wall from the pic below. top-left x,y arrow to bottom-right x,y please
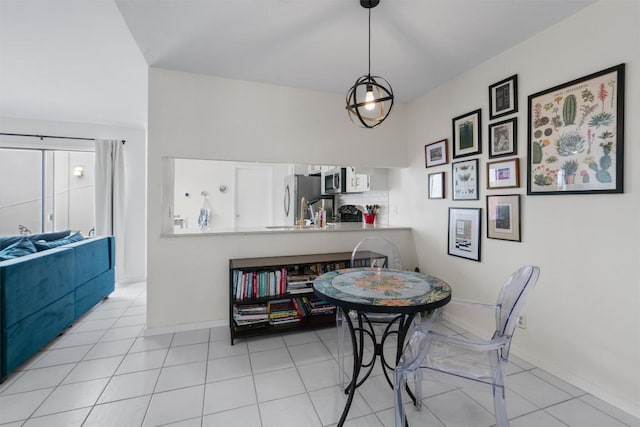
0,116 -> 147,283
404,1 -> 639,417
147,68 -> 411,331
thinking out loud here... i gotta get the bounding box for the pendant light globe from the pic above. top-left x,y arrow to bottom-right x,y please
345,0 -> 394,128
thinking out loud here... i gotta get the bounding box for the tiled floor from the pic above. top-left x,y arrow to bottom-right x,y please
1,282 -> 638,427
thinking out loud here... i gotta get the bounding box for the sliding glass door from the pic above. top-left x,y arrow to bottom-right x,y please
0,148 -> 94,235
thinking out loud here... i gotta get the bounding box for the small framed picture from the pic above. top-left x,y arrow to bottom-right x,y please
487,194 -> 521,241
448,207 -> 481,261
452,158 -> 479,200
428,172 -> 445,199
487,158 -> 520,189
489,74 -> 518,120
488,117 -> 517,158
425,139 -> 448,168
452,109 -> 482,158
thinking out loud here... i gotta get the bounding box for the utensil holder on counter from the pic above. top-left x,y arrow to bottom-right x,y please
363,213 -> 376,224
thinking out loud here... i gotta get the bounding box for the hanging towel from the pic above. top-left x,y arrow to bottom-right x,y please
197,194 -> 212,231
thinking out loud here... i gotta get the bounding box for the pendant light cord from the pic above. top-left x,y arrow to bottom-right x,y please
368,7 -> 371,76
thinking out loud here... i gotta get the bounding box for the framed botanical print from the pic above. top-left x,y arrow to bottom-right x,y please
487,158 -> 520,189
425,139 -> 448,167
487,194 -> 521,241
488,117 -> 517,158
452,109 -> 482,158
428,172 -> 445,199
448,207 -> 481,261
489,74 -> 518,119
452,158 -> 479,200
527,63 -> 625,195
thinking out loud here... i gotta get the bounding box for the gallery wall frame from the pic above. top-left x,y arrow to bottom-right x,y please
425,139 -> 448,168
527,63 -> 625,195
488,117 -> 517,158
428,171 -> 445,199
452,158 -> 479,200
487,158 -> 520,189
487,194 -> 521,242
448,207 -> 481,261
489,74 -> 518,120
452,109 -> 482,158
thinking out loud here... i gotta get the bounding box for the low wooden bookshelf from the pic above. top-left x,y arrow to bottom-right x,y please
228,252 -> 355,345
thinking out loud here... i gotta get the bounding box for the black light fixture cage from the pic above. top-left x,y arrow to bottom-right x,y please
345,0 -> 394,129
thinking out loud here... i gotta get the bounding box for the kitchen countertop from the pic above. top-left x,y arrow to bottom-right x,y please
161,222 -> 410,237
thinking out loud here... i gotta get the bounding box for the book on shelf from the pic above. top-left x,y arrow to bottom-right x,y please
233,267 -> 288,301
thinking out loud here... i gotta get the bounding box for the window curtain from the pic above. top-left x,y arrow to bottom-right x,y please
95,139 -> 125,279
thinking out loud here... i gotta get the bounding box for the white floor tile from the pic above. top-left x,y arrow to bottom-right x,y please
112,314 -> 147,328
122,305 -> 147,317
52,330 -> 105,349
3,364 -> 75,394
509,409 -> 570,427
116,348 -> 168,375
309,385 -> 373,425
62,355 -> 123,384
253,367 -> 305,402
249,347 -> 294,374
84,395 -> 150,427
206,354 -> 252,383
163,416 -> 203,426
298,358 -> 341,391
423,389 -> 496,427
155,361 -> 207,392
358,374 -> 397,411
83,338 -> 134,360
209,326 -> 232,343
545,398 -> 628,427
334,412 -> 385,427
530,368 -> 586,397
260,393 -> 322,427
171,329 -> 210,347
143,385 -> 204,427
33,378 -> 108,417
203,376 -> 256,414
580,395 -> 640,427
246,335 -> 286,353
202,405 -> 261,427
507,371 -> 573,408
97,368 -> 160,403
377,403 -> 445,427
21,407 -> 90,427
69,318 -> 116,333
209,340 -> 248,360
130,333 -> 173,353
0,388 -> 53,424
282,330 -> 320,346
288,341 -> 333,366
100,325 -> 145,342
31,345 -> 92,369
461,385 -> 538,420
164,342 -> 208,366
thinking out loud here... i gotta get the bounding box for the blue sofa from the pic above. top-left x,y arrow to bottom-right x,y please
0,234 -> 115,381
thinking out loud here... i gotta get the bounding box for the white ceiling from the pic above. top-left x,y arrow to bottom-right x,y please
0,0 -> 593,129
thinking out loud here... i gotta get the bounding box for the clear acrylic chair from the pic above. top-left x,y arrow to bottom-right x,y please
393,265 -> 541,427
337,236 -> 404,389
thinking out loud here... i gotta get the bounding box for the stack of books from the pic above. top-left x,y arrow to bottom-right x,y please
302,295 -> 335,316
286,274 -> 316,294
233,304 -> 268,328
268,299 -> 301,325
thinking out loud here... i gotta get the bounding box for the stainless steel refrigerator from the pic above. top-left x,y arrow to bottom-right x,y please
283,175 -> 326,225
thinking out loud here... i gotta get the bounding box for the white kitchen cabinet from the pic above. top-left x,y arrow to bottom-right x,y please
345,167 -> 370,192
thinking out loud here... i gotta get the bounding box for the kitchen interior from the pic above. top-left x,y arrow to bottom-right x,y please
168,158 -> 391,233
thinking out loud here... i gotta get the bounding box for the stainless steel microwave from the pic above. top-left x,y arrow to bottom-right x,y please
321,167 -> 346,194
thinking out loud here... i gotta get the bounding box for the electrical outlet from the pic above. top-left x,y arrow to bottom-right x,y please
517,314 -> 526,329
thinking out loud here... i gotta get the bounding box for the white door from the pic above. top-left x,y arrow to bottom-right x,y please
234,166 -> 272,227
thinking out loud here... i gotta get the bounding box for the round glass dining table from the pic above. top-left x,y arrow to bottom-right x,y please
313,267 -> 451,427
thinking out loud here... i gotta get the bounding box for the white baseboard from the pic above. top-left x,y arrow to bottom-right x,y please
116,276 -> 147,285
143,319 -> 228,336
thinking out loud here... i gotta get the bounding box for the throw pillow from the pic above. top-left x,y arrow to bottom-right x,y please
33,231 -> 85,251
0,238 -> 37,261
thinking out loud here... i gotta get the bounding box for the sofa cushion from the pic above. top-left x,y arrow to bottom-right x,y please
0,230 -> 71,250
68,236 -> 114,284
0,238 -> 37,261
33,232 -> 84,251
